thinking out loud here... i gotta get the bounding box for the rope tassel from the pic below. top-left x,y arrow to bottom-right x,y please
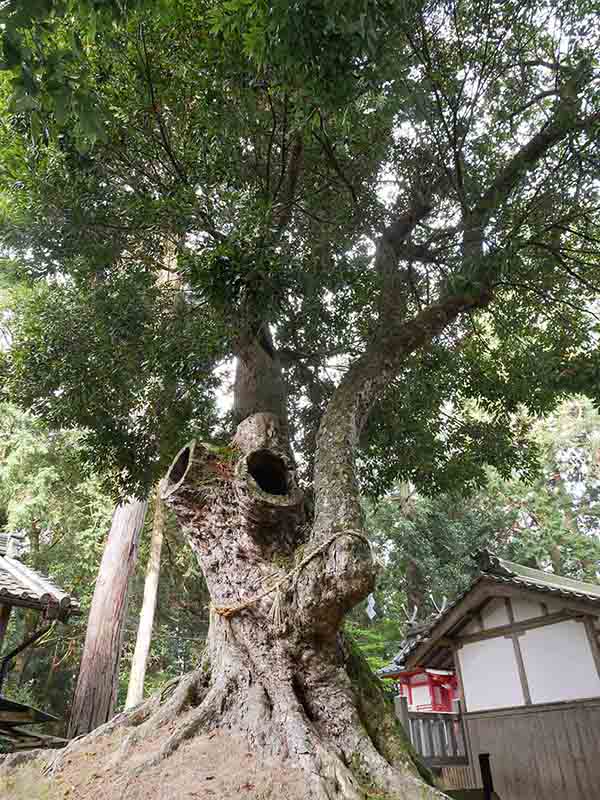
269,587 -> 285,631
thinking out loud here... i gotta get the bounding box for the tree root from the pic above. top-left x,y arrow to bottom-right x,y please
42,670 -> 203,778
107,667 -> 210,771
123,678 -> 230,778
42,649 -> 446,800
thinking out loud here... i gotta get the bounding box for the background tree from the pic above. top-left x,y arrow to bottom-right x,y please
0,401 -> 209,749
0,1 -> 600,797
125,484 -> 165,710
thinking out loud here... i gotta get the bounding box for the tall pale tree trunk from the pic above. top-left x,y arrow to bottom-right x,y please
125,484 -> 165,709
68,498 -> 148,737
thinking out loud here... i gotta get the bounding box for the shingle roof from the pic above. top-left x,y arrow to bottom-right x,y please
0,535 -> 79,620
378,551 -> 600,677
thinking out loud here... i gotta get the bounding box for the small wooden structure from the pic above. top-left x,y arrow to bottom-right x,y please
0,532 -> 79,751
387,665 -> 458,713
380,551 -> 600,800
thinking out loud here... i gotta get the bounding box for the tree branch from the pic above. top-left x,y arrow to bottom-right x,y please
298,100 -> 600,630
473,106 -> 600,224
272,131 -> 304,235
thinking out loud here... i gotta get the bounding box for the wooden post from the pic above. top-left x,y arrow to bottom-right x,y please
394,695 -> 411,739
68,498 -> 148,737
0,604 -> 11,654
479,753 -> 495,800
452,645 -> 468,712
412,718 -> 423,755
424,717 -> 435,757
446,715 -> 458,757
582,617 -> 600,679
507,632 -> 532,705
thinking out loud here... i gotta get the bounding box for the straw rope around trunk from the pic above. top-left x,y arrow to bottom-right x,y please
212,530 -> 371,620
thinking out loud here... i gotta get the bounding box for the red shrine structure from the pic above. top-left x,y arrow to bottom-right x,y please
379,616 -> 459,713
394,667 -> 458,713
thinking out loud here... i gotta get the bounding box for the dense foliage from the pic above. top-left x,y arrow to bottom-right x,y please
0,0 -> 599,496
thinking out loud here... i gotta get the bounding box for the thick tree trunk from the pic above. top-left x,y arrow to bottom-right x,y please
56,330 -> 441,797
68,498 -> 148,737
405,558 -> 426,616
149,413 -> 440,800
125,486 -> 165,709
234,325 -> 288,428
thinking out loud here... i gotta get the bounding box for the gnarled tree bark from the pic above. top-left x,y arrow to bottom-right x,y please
155,410 -> 436,800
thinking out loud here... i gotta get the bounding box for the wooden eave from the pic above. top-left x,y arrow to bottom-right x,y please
0,556 -> 80,621
405,576 -> 600,671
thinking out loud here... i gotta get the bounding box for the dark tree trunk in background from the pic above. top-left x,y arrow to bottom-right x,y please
405,558 -> 426,616
68,499 -> 148,737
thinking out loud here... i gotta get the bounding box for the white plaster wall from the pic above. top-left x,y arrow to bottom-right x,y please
512,597 -> 544,622
481,598 -> 510,629
409,684 -> 430,709
459,636 -> 524,711
519,619 -> 600,704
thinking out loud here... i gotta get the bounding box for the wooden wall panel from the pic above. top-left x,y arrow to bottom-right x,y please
465,698 -> 600,800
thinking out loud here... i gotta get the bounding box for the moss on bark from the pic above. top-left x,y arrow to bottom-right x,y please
344,633 -> 436,787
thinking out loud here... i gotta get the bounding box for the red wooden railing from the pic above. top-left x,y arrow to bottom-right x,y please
416,700 -> 453,713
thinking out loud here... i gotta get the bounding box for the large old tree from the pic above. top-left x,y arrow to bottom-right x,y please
1,0 -> 600,797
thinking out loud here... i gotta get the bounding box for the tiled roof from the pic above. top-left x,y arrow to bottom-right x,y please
0,535 -> 79,620
378,551 -> 600,677
478,551 -> 600,601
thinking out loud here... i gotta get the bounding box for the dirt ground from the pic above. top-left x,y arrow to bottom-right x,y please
1,718 -> 311,800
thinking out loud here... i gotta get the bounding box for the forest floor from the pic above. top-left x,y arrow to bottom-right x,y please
0,721 -> 310,800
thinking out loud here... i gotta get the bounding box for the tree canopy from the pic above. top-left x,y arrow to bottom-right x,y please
0,0 -> 599,497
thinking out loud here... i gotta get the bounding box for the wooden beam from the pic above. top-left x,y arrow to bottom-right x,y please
0,604 -> 11,653
582,616 -> 600,680
406,580 -> 490,667
455,609 -> 583,646
486,582 -> 600,617
507,632 -> 532,705
503,595 -> 533,704
464,694 -> 600,720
